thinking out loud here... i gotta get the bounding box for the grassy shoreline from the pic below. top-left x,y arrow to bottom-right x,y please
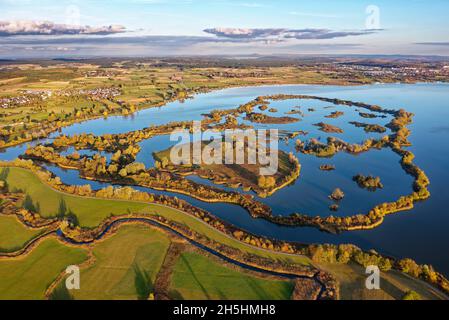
1,165 -> 447,300
1,165 -> 311,265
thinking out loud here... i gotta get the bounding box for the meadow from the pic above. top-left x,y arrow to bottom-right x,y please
169,251 -> 294,300
0,238 -> 87,299
4,167 -> 149,227
71,225 -> 170,300
4,165 -> 447,301
318,263 -> 447,300
3,166 -> 312,265
0,215 -> 44,252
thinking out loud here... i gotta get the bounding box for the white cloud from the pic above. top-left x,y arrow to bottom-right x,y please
0,20 -> 126,36
204,27 -> 377,40
203,27 -> 283,38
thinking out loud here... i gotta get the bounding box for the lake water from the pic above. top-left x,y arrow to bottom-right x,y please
2,83 -> 449,276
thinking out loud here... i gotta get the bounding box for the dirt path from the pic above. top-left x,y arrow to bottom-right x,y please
153,241 -> 186,300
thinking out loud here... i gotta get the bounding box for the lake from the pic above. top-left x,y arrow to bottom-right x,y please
2,83 -> 449,276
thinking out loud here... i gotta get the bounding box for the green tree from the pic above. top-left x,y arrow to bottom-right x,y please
0,167 -> 10,181
402,291 -> 421,300
66,210 -> 79,227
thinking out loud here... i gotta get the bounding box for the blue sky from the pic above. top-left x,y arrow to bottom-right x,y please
1,0 -> 448,58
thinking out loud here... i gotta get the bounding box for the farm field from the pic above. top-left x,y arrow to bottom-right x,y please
4,167 -> 150,227
0,215 -> 44,252
71,225 -> 170,300
169,251 -> 295,300
0,238 -> 87,300
1,166 -> 312,265
318,263 -> 447,300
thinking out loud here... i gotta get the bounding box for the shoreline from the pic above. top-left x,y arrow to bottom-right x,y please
2,81 -> 448,151
0,166 -> 447,298
21,93 -> 429,234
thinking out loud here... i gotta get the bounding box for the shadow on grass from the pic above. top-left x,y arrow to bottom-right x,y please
49,284 -> 74,300
134,264 -> 153,300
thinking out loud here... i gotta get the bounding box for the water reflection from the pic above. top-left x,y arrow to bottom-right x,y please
1,83 -> 449,275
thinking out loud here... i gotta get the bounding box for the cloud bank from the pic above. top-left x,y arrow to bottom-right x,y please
416,42 -> 449,46
0,21 -> 394,58
203,28 -> 284,39
0,20 -> 126,36
203,27 -> 376,40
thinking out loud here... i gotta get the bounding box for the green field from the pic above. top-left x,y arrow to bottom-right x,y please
58,224 -> 296,300
137,205 -> 311,265
170,252 -> 294,300
0,215 -> 44,252
3,166 -> 311,266
0,63 -> 372,143
72,225 -> 170,300
4,167 -> 149,227
0,238 -> 87,300
7,168 -> 445,300
318,263 -> 447,300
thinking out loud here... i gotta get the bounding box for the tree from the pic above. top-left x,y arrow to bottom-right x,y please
107,164 -> 118,175
265,176 -> 276,188
378,258 -> 392,272
66,210 -> 79,227
421,264 -> 438,282
161,157 -> 169,169
0,168 -> 10,181
119,168 -> 128,177
111,150 -> 122,163
258,176 -> 266,188
397,258 -> 421,278
125,162 -> 146,174
258,176 -> 276,189
402,291 -> 421,300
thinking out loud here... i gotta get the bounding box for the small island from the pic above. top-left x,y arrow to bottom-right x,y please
359,112 -> 387,119
245,112 -> 299,124
320,164 -> 336,171
285,109 -> 303,116
152,141 -> 301,197
314,122 -> 344,133
329,188 -> 345,201
325,111 -> 344,119
349,121 -> 387,133
353,174 -> 384,191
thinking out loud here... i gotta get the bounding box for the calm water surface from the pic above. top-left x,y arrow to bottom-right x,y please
2,83 -> 449,275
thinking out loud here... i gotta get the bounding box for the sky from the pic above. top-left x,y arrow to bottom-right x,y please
0,0 -> 448,58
